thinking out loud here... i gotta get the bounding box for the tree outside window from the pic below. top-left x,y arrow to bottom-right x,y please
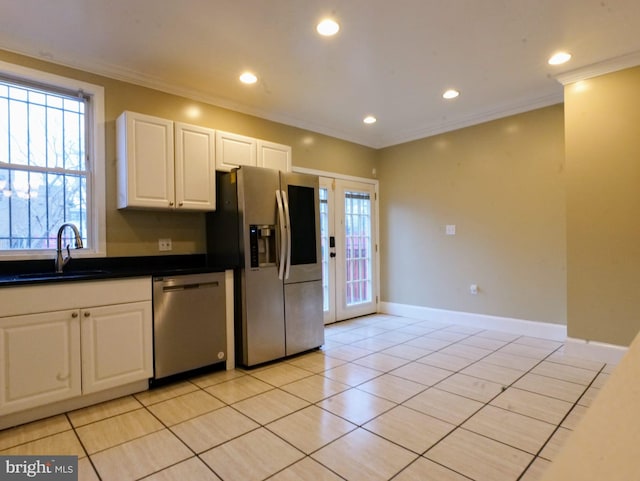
0,80 -> 88,251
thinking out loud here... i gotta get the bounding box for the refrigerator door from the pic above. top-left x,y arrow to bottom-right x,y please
242,267 -> 286,365
280,171 -> 322,284
284,279 -> 324,355
237,166 -> 286,366
280,171 -> 324,354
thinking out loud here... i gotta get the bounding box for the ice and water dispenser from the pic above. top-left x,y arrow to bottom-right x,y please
249,224 -> 277,268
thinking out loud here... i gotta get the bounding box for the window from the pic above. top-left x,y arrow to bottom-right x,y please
0,61 -> 105,259
344,190 -> 372,306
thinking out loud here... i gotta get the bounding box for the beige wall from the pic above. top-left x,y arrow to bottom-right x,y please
0,49 -> 377,256
378,105 -> 567,325
565,66 -> 640,346
8,48 -> 640,345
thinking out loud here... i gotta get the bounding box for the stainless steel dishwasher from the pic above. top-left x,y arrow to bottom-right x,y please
153,272 -> 226,380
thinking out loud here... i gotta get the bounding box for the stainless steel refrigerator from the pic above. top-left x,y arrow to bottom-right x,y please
206,166 -> 324,367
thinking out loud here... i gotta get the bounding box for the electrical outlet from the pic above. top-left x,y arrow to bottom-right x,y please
469,284 -> 478,295
158,238 -> 172,251
446,224 -> 456,235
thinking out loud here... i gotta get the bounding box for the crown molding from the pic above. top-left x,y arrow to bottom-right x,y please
0,45 -> 379,148
555,50 -> 640,85
0,45 -> 569,150
377,91 -> 564,149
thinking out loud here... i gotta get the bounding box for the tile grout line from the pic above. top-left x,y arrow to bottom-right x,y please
298,320 -> 567,480
260,325 -> 551,479
1,314 -> 609,481
514,363 -> 607,481
138,328 -> 568,481
275,321 -> 574,463
416,342 -> 568,477
63,412 -> 101,481
138,379 -> 249,481
258,320 -> 476,479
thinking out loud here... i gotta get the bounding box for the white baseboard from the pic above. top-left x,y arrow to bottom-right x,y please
0,379 -> 149,431
564,337 -> 628,365
379,302 -> 567,341
379,302 -> 629,364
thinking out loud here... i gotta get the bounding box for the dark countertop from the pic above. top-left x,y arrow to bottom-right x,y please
0,254 -> 229,287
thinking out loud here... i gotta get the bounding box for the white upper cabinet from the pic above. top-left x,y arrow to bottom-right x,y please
117,111 -> 216,211
216,131 -> 293,172
174,122 -> 216,210
257,140 -> 292,172
215,130 -> 257,171
117,112 -> 174,209
117,112 -> 293,204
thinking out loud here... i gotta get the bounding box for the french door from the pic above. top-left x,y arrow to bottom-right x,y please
320,177 -> 378,324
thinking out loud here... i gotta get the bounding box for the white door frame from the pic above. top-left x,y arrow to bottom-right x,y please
319,176 -> 336,324
296,167 -> 380,324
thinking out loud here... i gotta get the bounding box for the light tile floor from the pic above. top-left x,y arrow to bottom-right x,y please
0,314 -> 614,481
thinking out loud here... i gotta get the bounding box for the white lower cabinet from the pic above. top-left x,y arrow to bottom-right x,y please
0,278 -> 153,417
81,301 -> 152,394
0,310 -> 81,416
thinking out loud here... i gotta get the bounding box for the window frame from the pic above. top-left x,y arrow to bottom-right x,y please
0,60 -> 105,260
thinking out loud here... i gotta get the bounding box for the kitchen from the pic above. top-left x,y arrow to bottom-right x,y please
2,1 -> 640,480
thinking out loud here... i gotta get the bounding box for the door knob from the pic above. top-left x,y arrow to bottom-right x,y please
330,252 -> 336,258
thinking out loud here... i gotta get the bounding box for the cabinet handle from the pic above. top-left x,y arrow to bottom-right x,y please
56,372 -> 69,381
169,201 -> 174,206
84,311 -> 91,317
178,201 -> 183,207
71,312 -> 78,318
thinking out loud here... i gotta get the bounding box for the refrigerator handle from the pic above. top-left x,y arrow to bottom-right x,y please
276,189 -> 287,280
281,189 -> 292,280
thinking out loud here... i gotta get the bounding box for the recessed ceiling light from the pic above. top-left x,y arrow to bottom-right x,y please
548,52 -> 572,65
317,18 -> 340,36
363,115 -> 377,124
239,72 -> 258,84
442,89 -> 460,100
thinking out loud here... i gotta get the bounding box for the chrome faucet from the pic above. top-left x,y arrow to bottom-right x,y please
55,223 -> 84,273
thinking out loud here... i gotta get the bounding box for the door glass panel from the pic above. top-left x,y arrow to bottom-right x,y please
319,186 -> 330,313
344,191 -> 372,306
287,184 -> 317,265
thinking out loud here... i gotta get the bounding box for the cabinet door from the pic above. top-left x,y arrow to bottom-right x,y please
257,140 -> 292,172
215,130 -> 257,171
81,301 -> 153,394
175,122 -> 216,211
117,111 -> 175,209
0,310 -> 81,416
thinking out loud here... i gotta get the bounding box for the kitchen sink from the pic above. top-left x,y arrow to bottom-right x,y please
12,269 -> 111,281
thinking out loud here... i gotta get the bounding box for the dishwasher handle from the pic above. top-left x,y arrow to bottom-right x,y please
161,280 -> 219,292
153,273 -> 223,290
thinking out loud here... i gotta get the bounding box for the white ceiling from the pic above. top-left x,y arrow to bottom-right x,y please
1,0 -> 640,148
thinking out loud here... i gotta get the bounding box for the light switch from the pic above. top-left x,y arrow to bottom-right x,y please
446,225 -> 456,235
